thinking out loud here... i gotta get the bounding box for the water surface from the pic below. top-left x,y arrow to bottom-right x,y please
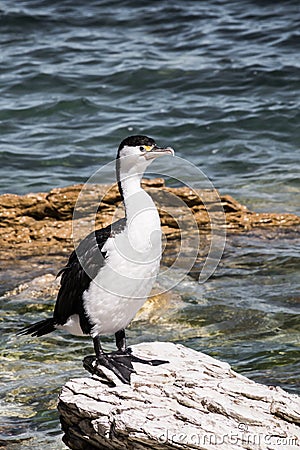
0,1 -> 299,448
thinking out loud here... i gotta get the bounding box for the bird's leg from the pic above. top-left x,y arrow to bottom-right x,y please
83,333 -> 169,385
115,328 -> 126,352
93,334 -> 104,359
82,334 -> 136,385
115,328 -> 132,354
114,328 -> 169,367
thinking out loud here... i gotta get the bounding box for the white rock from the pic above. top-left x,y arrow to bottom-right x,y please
58,342 -> 300,450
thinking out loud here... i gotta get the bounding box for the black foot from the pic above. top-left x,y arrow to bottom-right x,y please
126,351 -> 169,367
83,352 -> 135,384
83,350 -> 169,385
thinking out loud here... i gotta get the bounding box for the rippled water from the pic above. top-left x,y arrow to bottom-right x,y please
1,1 -> 300,449
1,0 -> 300,213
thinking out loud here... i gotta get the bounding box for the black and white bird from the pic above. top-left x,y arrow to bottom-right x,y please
18,135 -> 174,383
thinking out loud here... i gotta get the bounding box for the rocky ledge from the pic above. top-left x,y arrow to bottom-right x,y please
58,342 -> 300,450
1,179 -> 299,262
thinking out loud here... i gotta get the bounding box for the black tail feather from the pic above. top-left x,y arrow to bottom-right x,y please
17,318 -> 55,337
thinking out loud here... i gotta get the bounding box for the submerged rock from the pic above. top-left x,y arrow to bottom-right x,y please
58,342 -> 300,450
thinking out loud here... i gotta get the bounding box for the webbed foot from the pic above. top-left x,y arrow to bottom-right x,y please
83,352 -> 135,384
83,349 -> 168,385
125,349 -> 168,367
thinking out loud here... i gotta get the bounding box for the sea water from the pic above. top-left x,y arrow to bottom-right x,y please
0,1 -> 299,448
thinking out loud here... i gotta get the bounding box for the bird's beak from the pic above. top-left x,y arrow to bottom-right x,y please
143,145 -> 175,160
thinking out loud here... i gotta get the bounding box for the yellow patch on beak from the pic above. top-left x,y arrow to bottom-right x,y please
144,145 -> 153,152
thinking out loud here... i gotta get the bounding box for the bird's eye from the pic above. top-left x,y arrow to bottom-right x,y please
139,146 -> 144,152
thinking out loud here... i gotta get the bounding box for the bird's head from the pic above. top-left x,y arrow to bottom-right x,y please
116,135 -> 174,181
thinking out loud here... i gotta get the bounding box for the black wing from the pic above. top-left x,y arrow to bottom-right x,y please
54,218 -> 126,334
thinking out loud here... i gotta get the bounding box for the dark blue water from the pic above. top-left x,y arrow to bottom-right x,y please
1,1 -> 300,449
1,0 -> 299,212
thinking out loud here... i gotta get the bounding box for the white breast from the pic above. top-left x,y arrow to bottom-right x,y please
83,189 -> 162,337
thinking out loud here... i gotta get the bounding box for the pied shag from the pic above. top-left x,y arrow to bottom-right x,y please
18,135 -> 175,383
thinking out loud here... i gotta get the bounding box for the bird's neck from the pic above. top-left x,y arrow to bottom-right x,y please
120,173 -> 161,252
120,172 -> 143,202
120,173 -> 153,219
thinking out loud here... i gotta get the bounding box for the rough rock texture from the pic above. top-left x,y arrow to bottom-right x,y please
1,179 -> 299,262
58,342 -> 300,450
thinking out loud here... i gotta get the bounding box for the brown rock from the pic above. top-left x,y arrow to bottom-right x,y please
0,180 -> 299,264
